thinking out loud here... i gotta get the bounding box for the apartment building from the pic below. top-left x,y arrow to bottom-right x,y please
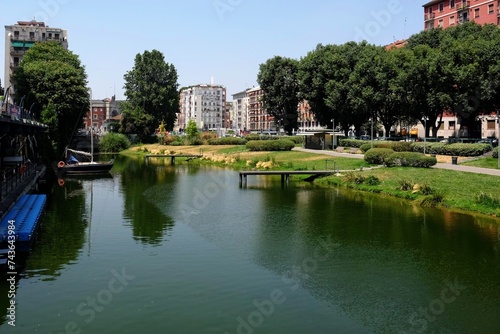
297,100 -> 324,132
4,20 -> 68,97
178,84 -> 226,131
423,0 -> 499,30
231,88 -> 251,132
247,86 -> 275,133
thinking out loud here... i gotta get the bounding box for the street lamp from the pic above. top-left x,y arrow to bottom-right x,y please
331,118 -> 335,150
422,116 -> 429,155
370,116 -> 374,149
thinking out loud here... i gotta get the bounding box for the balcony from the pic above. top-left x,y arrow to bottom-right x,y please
456,1 -> 470,12
424,12 -> 435,21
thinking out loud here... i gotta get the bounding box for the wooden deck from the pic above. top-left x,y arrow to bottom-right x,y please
239,170 -> 335,187
145,154 -> 203,165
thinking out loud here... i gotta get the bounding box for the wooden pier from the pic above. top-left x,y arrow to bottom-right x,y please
145,154 -> 203,165
238,170 -> 334,187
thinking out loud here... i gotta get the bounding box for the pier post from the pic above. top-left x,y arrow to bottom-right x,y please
171,156 -> 175,165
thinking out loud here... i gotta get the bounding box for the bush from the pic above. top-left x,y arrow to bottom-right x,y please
201,131 -> 217,141
99,133 -> 131,152
244,134 -> 279,141
385,152 -> 437,167
246,139 -> 295,151
365,175 -> 381,186
398,179 -> 415,191
208,137 -> 248,145
493,147 -> 498,159
476,192 -> 500,207
339,138 -> 368,148
364,148 -> 395,165
359,141 -> 412,153
411,142 -> 492,156
282,136 -> 304,144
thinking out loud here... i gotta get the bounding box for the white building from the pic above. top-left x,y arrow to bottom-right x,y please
4,20 -> 68,97
178,84 -> 226,132
231,88 -> 251,133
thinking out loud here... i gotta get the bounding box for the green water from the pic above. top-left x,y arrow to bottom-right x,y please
0,155 -> 499,333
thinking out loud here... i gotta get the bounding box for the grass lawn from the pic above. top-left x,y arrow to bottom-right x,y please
461,156 -> 499,169
122,144 -> 500,218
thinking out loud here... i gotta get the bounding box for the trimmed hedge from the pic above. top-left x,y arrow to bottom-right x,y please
364,148 -> 395,164
244,134 -> 279,141
411,142 -> 491,156
385,152 -> 437,167
208,137 -> 248,145
359,141 -> 413,153
339,139 -> 368,148
246,139 -> 295,151
493,147 -> 498,159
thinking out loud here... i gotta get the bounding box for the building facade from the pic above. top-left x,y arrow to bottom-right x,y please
247,86 -> 275,133
178,84 -> 226,132
231,88 -> 251,132
423,0 -> 499,30
297,100 -> 324,132
84,96 -> 122,135
4,20 -> 68,97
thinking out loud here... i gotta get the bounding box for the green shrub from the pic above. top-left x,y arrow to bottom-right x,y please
339,139 -> 368,148
246,139 -> 295,151
244,134 -> 279,141
208,137 -> 248,145
365,175 -> 381,186
359,143 -> 372,153
419,184 -> 435,195
493,147 -> 498,159
189,136 -> 203,145
359,141 -> 411,153
385,152 -> 437,167
99,133 -> 131,153
411,142 -> 492,156
420,191 -> 445,207
282,136 -> 304,144
364,148 -> 395,164
170,141 -> 184,146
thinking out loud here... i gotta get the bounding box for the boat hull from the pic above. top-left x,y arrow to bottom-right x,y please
55,162 -> 114,176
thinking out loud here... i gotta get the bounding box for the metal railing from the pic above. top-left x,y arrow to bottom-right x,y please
0,162 -> 38,203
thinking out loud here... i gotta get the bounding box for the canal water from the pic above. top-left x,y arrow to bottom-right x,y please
0,155 -> 499,334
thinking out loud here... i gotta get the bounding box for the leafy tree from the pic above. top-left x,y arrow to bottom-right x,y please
119,101 -> 155,143
11,41 -> 89,155
257,56 -> 300,134
123,50 -> 179,131
0,78 -> 4,96
185,119 -> 199,140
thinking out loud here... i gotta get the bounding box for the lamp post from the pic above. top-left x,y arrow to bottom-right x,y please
370,116 -> 374,149
331,118 -> 335,150
422,116 -> 428,155
497,113 -> 500,169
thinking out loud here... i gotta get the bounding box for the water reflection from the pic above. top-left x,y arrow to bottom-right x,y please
117,156 -> 175,245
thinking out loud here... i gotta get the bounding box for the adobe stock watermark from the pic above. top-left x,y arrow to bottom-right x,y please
225,237 -> 340,334
48,268 -> 135,334
178,172 -> 231,223
402,278 -> 466,334
213,0 -> 244,21
22,0 -> 73,24
354,0 -> 403,42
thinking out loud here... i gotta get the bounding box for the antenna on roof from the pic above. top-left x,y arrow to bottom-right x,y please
404,17 -> 407,40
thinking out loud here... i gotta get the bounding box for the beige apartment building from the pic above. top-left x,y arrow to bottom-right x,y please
4,20 -> 68,98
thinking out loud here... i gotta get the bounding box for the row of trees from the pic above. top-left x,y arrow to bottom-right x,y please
11,43 -> 180,155
257,22 -> 500,137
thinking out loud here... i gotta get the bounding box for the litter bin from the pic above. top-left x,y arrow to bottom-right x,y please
451,156 -> 458,165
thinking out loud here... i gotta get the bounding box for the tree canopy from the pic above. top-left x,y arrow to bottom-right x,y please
122,50 -> 179,135
11,41 -> 89,155
257,56 -> 300,134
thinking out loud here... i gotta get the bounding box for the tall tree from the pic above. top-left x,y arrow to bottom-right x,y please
123,50 -> 179,132
257,56 -> 300,134
11,41 -> 89,155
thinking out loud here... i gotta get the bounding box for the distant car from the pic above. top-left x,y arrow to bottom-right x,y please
478,138 -> 498,147
360,135 -> 370,140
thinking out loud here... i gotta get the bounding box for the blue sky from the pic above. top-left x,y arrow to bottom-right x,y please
2,0 -> 424,101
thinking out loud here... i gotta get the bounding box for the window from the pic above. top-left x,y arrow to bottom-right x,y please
450,15 -> 455,25
488,4 -> 494,14
450,0 -> 455,8
487,120 -> 496,130
29,31 -> 35,39
55,33 -> 60,39
438,19 -> 444,27
474,8 -> 480,18
14,31 -> 19,38
449,121 -> 456,130
439,3 -> 444,11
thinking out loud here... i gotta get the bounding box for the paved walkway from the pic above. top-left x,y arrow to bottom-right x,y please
293,147 -> 500,176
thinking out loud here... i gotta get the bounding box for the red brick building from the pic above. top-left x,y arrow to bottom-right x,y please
423,0 -> 499,30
